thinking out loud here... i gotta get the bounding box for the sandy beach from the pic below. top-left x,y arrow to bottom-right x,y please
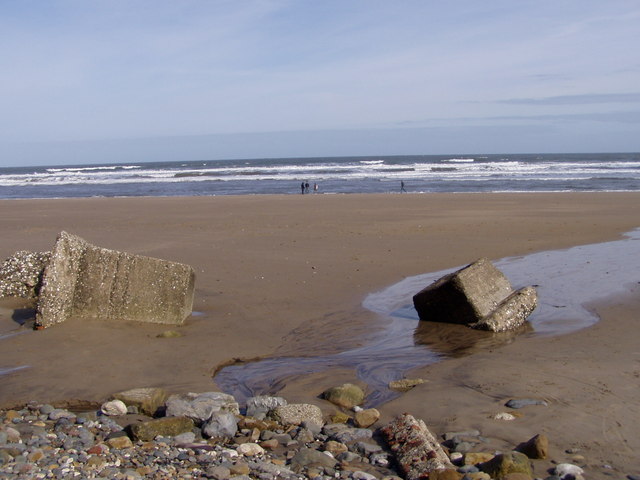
1,192 -> 639,477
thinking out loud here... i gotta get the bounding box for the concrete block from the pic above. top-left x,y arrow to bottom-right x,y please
471,286 -> 538,332
35,231 -> 195,328
413,258 -> 513,324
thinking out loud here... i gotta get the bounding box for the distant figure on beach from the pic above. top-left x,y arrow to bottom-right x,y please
301,182 -> 305,194
305,181 -> 310,194
401,181 -> 407,193
314,183 -> 318,193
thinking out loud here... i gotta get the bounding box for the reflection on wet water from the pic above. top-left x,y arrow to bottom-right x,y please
413,320 -> 533,358
0,299 -> 35,376
216,228 -> 640,407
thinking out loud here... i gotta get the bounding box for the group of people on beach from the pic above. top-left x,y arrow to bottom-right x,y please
300,181 -> 319,194
298,180 -> 408,194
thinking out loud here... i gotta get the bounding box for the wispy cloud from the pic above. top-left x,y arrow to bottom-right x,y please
1,1 -> 639,162
497,93 -> 640,106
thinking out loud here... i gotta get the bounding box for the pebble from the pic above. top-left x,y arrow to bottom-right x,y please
1,394 -> 634,480
554,463 -> 584,479
505,398 -> 548,409
0,399 -> 398,480
492,412 -> 516,421
101,399 -> 129,416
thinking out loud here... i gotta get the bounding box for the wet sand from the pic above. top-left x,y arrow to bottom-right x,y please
1,192 -> 639,476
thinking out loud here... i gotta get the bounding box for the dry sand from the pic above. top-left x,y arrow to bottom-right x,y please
1,192 -> 639,476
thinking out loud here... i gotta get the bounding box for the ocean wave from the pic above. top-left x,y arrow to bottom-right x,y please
1,154 -> 639,196
46,165 -> 141,173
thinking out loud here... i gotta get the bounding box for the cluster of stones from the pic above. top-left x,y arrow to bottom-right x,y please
0,386 -> 602,480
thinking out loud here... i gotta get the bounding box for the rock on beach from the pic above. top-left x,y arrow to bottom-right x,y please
0,390 -> 626,480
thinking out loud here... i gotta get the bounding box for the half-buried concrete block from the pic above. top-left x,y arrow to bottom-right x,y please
35,231 -> 195,328
470,286 -> 538,332
413,258 -> 514,324
413,258 -> 537,332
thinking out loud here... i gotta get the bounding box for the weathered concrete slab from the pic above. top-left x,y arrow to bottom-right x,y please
471,286 -> 538,332
413,258 -> 514,324
381,413 -> 454,479
35,231 -> 195,328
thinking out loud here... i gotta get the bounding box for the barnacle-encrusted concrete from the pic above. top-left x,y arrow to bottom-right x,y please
413,258 -> 537,332
35,231 -> 195,328
0,251 -> 51,299
381,413 -> 454,479
471,286 -> 538,332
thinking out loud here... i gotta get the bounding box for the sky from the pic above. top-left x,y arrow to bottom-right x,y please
1,0 -> 639,167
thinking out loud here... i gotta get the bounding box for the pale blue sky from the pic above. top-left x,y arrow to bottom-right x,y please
1,0 -> 639,166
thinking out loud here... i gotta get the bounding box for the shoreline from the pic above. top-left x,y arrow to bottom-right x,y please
3,188 -> 640,203
1,192 -> 640,476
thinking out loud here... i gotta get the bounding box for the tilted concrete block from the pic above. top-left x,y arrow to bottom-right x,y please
413,258 -> 537,332
471,286 -> 538,332
413,258 -> 514,324
35,231 -> 195,328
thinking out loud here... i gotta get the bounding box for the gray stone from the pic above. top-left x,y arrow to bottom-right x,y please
202,411 -> 238,439
353,472 -> 379,480
336,451 -> 361,462
39,404 -> 54,415
413,258 -> 537,332
165,391 -> 239,424
381,413 -> 454,480
295,427 -> 315,443
553,463 -> 584,479
505,398 -> 548,409
245,395 -> 288,418
443,430 -> 481,441
323,424 -> 373,444
289,447 -> 338,472
269,403 -> 324,427
206,465 -> 231,480
35,231 -> 195,328
254,461 -> 296,477
173,431 -> 196,444
353,441 -> 383,455
100,399 -> 128,416
48,409 -> 75,421
301,420 -> 323,436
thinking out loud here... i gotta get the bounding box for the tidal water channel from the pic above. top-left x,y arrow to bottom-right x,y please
214,228 -> 640,407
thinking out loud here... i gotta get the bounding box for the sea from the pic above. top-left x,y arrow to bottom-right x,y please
1,152 -> 639,199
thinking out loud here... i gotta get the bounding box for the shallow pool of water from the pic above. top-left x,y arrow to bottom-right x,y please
215,228 -> 640,407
